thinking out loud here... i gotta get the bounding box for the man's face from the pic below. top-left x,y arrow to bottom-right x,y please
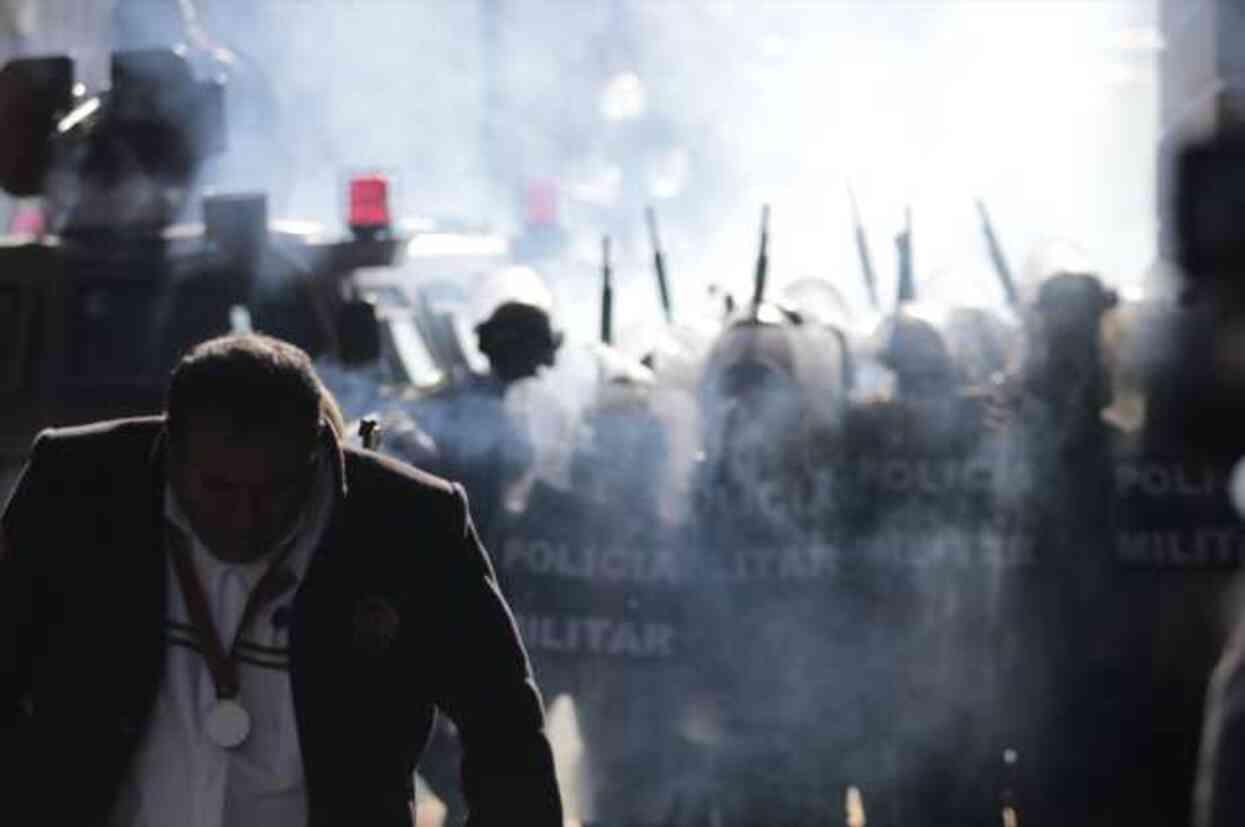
169,416 -> 318,564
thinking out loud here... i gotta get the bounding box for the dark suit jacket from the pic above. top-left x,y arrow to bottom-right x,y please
1195,610 -> 1245,827
0,416 -> 562,827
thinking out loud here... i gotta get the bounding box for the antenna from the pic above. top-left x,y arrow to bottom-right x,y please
601,234 -> 613,345
976,199 -> 1019,306
895,206 -> 915,308
848,185 -> 880,311
646,206 -> 674,324
751,204 -> 771,318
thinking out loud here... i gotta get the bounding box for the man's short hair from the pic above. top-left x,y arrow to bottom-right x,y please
165,333 -> 326,451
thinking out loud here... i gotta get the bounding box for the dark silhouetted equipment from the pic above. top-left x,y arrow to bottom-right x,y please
336,297 -> 383,366
601,234 -> 614,345
1173,127 -> 1245,285
895,206 -> 915,307
848,185 -> 880,311
646,205 -> 674,325
750,204 -> 771,318
358,416 -> 381,450
976,199 -> 1020,307
0,56 -> 74,197
3,49 -> 224,235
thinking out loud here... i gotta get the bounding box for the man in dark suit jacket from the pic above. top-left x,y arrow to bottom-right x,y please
0,333 -> 562,827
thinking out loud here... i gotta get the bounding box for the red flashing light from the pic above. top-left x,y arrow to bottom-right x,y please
524,178 -> 559,227
349,174 -> 391,230
8,204 -> 44,235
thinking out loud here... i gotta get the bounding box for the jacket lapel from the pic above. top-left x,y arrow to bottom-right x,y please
126,428 -> 172,731
288,432 -> 353,810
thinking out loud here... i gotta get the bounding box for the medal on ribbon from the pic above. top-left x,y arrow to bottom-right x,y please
167,525 -> 297,749
205,697 -> 252,748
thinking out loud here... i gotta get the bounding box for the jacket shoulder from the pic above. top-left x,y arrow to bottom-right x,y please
29,415 -> 164,467
339,449 -> 479,574
341,446 -> 461,512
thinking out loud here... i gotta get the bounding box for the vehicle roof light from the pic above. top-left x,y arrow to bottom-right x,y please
349,173 -> 391,233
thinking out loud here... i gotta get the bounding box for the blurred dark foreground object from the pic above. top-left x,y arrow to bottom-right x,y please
0,48 -> 224,234
1174,127 -> 1245,288
0,56 -> 74,197
1157,127 -> 1245,827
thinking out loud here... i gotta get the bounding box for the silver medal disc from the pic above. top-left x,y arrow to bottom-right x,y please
205,698 -> 251,749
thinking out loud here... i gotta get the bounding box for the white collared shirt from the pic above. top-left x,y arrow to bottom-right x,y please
110,449 -> 335,827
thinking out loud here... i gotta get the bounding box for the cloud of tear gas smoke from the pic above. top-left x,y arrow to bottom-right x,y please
95,0 -> 1157,335
682,314 -> 1051,811
62,1 -> 1162,821
150,0 -> 493,224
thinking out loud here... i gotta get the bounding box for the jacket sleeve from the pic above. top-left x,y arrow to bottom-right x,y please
429,482 -> 563,827
1,431 -> 59,768
1194,638 -> 1245,827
